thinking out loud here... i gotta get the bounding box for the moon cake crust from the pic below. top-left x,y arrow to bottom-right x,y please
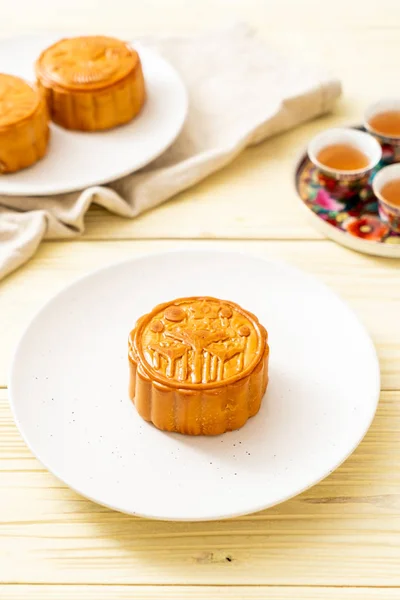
128,297 -> 269,436
0,74 -> 49,173
35,36 -> 146,131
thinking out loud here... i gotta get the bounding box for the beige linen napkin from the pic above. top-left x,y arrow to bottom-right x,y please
0,24 -> 341,280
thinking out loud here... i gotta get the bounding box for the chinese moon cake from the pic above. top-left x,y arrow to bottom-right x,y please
35,35 -> 145,131
128,297 -> 269,435
0,74 -> 49,173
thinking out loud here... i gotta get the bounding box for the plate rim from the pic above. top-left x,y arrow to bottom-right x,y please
8,249 -> 381,521
0,34 -> 188,196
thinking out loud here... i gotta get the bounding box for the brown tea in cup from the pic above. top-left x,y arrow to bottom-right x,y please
316,144 -> 370,171
308,128 -> 382,201
368,110 -> 400,137
380,178 -> 400,207
372,163 -> 400,233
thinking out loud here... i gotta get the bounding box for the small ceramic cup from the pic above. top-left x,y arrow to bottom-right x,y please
372,163 -> 400,233
308,128 -> 382,199
364,99 -> 400,162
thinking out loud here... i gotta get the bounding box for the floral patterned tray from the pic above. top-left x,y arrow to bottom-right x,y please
295,132 -> 400,257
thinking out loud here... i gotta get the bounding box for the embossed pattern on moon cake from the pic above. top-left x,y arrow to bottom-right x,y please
35,36 -> 146,131
128,297 -> 269,436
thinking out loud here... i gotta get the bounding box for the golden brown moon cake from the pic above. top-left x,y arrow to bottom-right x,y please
0,74 -> 49,174
128,297 -> 269,436
35,36 -> 146,131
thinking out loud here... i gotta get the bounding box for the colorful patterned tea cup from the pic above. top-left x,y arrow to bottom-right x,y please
307,128 -> 382,199
364,99 -> 400,162
372,163 -> 400,233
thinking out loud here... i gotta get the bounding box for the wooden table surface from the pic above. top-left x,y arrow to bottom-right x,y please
1,1 -> 400,598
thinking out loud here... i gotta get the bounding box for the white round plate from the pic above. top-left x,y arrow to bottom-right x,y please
9,251 -> 380,521
0,35 -> 187,196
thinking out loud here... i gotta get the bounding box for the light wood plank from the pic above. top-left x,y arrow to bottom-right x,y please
1,389 -> 400,585
1,240 -> 399,389
2,586 -> 400,600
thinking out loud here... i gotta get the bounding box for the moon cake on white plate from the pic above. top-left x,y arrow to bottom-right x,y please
128,296 -> 269,436
35,35 -> 146,131
0,73 -> 49,173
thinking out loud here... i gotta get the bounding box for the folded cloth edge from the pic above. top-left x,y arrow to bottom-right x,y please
0,23 -> 341,281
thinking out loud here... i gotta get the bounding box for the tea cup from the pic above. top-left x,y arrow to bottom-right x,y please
364,98 -> 400,162
372,163 -> 400,233
308,128 -> 382,199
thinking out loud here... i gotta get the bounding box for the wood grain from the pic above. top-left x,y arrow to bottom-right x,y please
2,586 -> 400,600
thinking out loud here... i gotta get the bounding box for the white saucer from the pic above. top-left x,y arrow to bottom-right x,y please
0,35 -> 188,196
9,251 -> 380,521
